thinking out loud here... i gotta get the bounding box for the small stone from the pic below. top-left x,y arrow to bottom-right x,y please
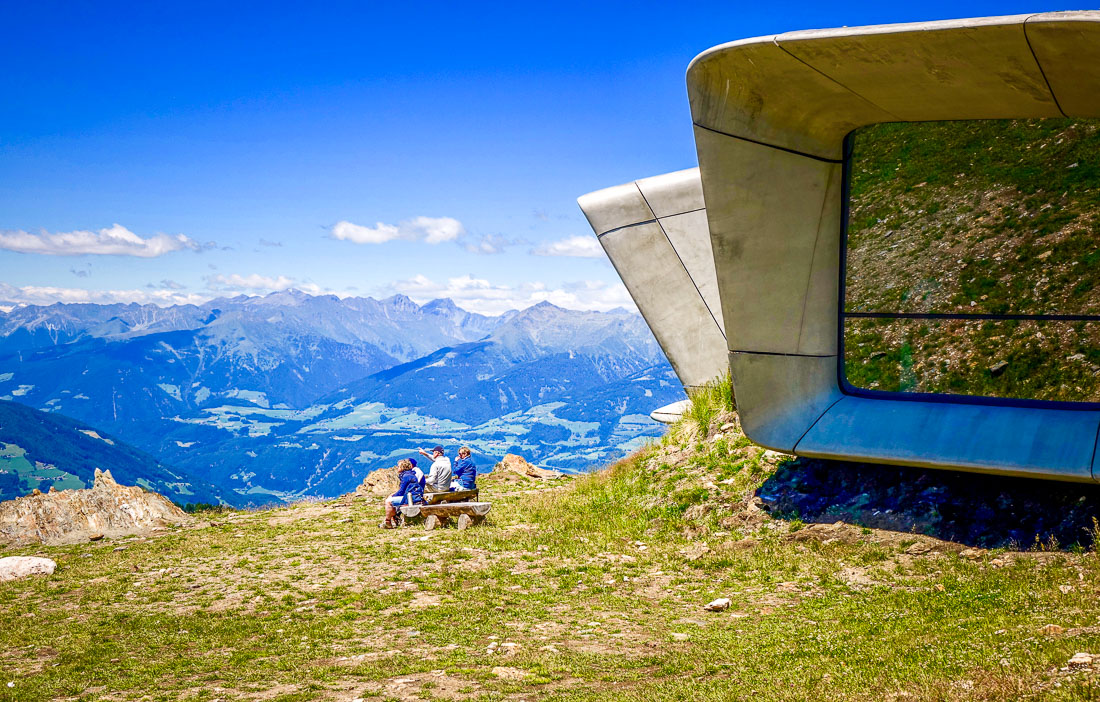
539,645 -> 558,653
682,543 -> 711,562
671,632 -> 690,641
959,548 -> 982,560
1041,624 -> 1065,636
704,598 -> 731,612
89,533 -> 105,542
491,666 -> 526,680
113,546 -> 127,552
1037,249 -> 1053,260
1068,652 -> 1095,667
1059,585 -> 1075,594
988,361 -> 1009,377
934,584 -> 945,592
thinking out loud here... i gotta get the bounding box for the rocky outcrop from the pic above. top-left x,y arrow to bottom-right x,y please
0,556 -> 56,582
353,465 -> 401,498
0,469 -> 189,546
489,454 -> 564,482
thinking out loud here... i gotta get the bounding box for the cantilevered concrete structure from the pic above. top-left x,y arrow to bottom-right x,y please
582,12 -> 1100,481
578,169 -> 725,391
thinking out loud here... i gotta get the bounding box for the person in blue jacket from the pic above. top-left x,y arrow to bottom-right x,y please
381,458 -> 424,528
451,446 -> 477,491
409,458 -> 425,488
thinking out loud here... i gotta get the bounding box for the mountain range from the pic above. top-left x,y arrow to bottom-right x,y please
0,292 -> 684,505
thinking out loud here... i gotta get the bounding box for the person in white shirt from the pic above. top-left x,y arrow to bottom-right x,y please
418,445 -> 452,493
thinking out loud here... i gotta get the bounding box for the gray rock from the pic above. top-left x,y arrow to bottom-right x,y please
1068,652 -> 1096,667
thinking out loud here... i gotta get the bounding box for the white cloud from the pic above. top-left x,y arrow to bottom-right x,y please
0,224 -> 199,257
462,233 -> 521,255
390,274 -> 635,316
408,216 -> 464,244
202,274 -> 336,298
531,235 -> 604,258
331,216 -> 465,245
205,273 -> 296,292
331,221 -> 400,244
0,283 -> 207,307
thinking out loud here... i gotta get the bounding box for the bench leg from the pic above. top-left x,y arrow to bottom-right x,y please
425,514 -> 441,531
457,513 -> 473,531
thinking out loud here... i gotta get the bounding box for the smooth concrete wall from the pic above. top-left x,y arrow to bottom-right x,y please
578,169 -> 727,389
685,11 -> 1100,481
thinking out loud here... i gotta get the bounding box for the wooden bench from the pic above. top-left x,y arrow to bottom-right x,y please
399,501 -> 491,530
423,488 -> 479,505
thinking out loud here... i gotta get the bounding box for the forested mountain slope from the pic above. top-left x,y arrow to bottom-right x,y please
0,400 -> 227,505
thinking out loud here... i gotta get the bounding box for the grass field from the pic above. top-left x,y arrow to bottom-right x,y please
3,380 -> 1100,700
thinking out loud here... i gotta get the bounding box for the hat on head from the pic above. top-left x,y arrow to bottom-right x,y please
409,458 -> 417,468
433,445 -> 444,454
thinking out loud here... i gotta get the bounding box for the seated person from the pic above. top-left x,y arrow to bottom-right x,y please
418,445 -> 452,493
381,459 -> 423,528
451,446 -> 477,491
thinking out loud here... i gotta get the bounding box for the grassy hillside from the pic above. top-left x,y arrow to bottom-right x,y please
4,381 -> 1100,700
845,117 -> 1100,403
0,400 -> 230,506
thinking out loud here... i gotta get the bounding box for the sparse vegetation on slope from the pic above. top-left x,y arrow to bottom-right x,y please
3,386 -> 1100,700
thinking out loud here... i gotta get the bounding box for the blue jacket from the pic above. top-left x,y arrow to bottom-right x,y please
452,457 -> 477,490
392,468 -> 424,504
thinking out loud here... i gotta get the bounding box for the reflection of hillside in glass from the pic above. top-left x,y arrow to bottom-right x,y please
846,118 -> 1100,316
843,118 -> 1100,402
845,318 -> 1100,402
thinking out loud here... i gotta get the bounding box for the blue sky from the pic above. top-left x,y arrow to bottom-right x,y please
0,0 -> 1080,314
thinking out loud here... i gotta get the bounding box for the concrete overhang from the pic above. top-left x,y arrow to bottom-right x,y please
685,11 -> 1100,482
578,169 -> 727,389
